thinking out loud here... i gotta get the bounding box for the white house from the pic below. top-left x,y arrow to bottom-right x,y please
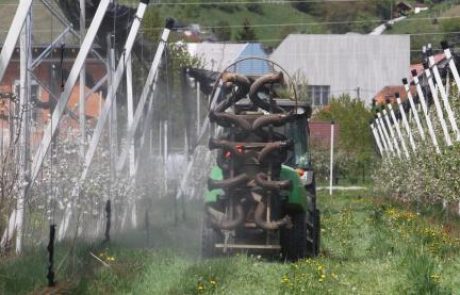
270,34 -> 410,106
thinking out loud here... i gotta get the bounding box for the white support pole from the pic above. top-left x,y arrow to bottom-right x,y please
15,10 -> 32,254
126,54 -> 135,178
388,104 -> 409,159
383,110 -> 401,158
428,52 -> 460,141
59,1 -> 149,240
446,69 -> 451,98
370,123 -> 384,157
377,113 -> 394,154
329,121 -> 334,196
412,71 -> 441,154
396,97 -> 416,152
402,78 -> 425,142
196,82 -> 223,143
77,0 -> 148,185
441,41 -> 460,94
163,120 -> 168,198
134,83 -> 157,176
79,0 -> 86,157
116,27 -> 171,172
375,118 -> 389,153
30,0 -> 111,187
108,44 -> 117,172
196,81 -> 201,136
0,0 -> 33,83
424,66 -> 452,146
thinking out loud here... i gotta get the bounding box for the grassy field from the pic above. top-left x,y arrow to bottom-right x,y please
1,191 -> 460,294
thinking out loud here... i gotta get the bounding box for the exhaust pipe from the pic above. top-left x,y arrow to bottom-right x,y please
207,203 -> 244,230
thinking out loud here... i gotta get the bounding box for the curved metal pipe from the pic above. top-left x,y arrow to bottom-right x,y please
258,140 -> 293,163
209,111 -> 252,130
209,138 -> 245,158
207,203 -> 245,230
254,129 -> 287,142
253,198 -> 292,230
255,173 -> 292,191
249,72 -> 285,113
252,113 -> 297,130
213,72 -> 251,113
208,173 -> 250,190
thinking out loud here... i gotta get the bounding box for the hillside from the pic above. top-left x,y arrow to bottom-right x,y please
384,1 -> 460,62
120,0 -> 395,46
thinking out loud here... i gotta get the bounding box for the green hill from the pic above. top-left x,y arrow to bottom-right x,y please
120,0 -> 395,46
384,1 -> 460,62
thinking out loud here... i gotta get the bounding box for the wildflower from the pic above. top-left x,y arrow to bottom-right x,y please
281,275 -> 290,284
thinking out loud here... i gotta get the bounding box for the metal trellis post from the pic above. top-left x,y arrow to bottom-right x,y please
30,0 -> 112,188
388,104 -> 409,159
396,95 -> 416,152
412,71 -> 441,153
423,65 -> 452,146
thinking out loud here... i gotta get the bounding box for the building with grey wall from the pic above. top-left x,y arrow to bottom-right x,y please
270,34 -> 410,106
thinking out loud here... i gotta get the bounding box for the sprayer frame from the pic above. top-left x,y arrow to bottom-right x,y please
201,58 -> 320,260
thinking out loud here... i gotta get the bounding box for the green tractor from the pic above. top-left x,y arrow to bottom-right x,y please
201,60 -> 320,261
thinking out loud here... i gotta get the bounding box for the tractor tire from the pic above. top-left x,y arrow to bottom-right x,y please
200,218 -> 223,259
306,209 -> 321,257
280,211 -> 307,261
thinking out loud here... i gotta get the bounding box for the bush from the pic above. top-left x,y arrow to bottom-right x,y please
246,3 -> 263,15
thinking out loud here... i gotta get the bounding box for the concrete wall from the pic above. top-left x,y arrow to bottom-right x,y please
270,34 -> 410,105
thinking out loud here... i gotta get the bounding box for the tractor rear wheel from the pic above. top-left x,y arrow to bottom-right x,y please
306,208 -> 321,257
280,211 -> 307,261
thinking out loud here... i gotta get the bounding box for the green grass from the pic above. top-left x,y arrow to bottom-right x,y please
2,191 -> 460,294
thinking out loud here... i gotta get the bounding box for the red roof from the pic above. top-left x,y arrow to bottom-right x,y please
410,53 -> 445,77
373,85 -> 416,105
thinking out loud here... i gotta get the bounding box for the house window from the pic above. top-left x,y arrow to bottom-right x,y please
308,85 -> 330,107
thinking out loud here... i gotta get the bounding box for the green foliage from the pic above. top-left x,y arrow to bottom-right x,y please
142,8 -> 163,42
212,20 -> 232,41
441,18 -> 460,44
2,192 -> 460,294
315,95 -> 374,156
236,18 -> 257,42
373,142 -> 460,204
313,95 -> 376,184
246,3 -> 264,15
